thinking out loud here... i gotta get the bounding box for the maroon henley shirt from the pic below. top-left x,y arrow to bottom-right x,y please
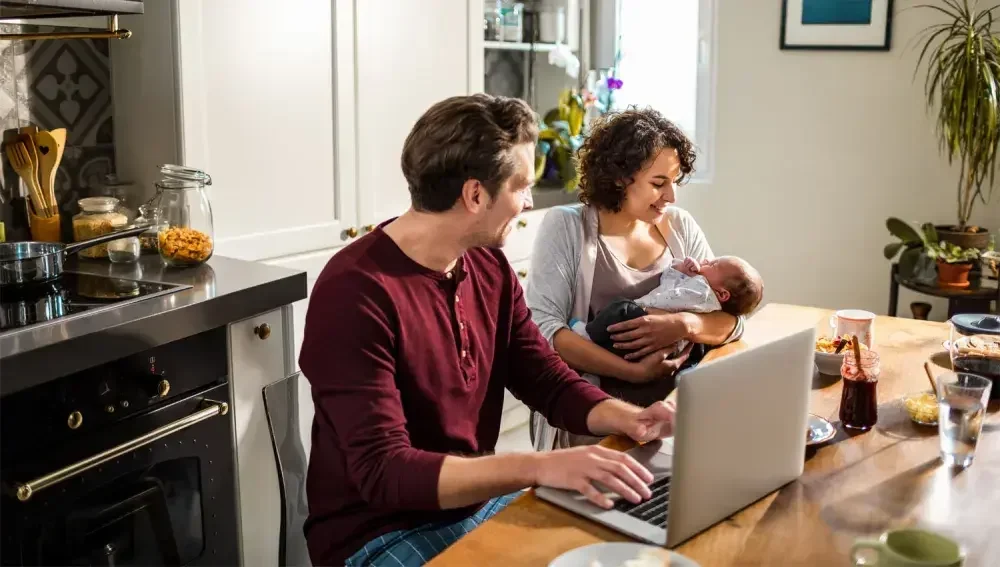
298,227 -> 610,565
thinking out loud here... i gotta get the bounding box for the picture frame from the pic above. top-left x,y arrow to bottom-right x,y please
780,0 -> 894,51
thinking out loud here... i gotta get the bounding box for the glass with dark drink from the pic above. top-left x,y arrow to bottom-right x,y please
948,314 -> 1000,401
840,350 -> 881,430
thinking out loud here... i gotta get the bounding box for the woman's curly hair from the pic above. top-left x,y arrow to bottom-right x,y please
577,107 -> 697,212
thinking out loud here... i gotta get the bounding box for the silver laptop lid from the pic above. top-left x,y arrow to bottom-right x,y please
666,325 -> 815,547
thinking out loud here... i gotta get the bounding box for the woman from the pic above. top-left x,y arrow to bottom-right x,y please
526,107 -> 745,451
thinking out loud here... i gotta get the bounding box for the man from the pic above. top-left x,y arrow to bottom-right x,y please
299,94 -> 684,567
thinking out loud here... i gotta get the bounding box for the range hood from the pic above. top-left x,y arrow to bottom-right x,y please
0,0 -> 143,20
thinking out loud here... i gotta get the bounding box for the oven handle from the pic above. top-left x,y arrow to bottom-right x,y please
15,399 -> 229,502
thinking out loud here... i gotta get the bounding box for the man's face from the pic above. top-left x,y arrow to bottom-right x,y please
477,143 -> 534,248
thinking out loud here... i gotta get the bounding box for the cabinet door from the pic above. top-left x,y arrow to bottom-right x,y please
175,0 -> 358,260
354,0 -> 481,226
228,309 -> 288,567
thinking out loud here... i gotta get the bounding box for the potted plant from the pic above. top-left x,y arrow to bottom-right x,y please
537,89 -> 586,190
884,217 -> 993,288
912,0 -> 1000,249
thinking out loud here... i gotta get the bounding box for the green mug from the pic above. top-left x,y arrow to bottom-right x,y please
851,529 -> 964,566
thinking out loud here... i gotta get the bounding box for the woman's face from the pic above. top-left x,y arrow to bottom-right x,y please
620,148 -> 680,224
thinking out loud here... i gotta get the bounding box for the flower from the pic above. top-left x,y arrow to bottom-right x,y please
606,77 -> 623,90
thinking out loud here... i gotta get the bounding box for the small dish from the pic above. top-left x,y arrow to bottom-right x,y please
814,351 -> 845,376
549,543 -> 700,567
903,390 -> 939,426
807,414 -> 836,446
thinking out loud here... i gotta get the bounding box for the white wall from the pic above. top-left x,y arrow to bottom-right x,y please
676,1 -> 999,322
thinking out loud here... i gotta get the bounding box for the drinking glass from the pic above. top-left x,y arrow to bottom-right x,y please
936,371 -> 992,467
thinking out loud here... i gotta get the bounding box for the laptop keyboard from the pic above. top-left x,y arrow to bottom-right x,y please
613,476 -> 671,528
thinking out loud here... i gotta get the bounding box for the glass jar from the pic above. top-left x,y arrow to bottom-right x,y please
107,226 -> 141,264
948,314 -> 1000,400
72,197 -> 128,259
134,203 -> 168,254
839,350 -> 881,431
155,164 -> 215,268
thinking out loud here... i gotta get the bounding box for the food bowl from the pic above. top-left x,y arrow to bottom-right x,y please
815,351 -> 845,376
814,335 -> 867,376
903,390 -> 939,426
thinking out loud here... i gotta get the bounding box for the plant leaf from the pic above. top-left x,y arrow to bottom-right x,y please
884,242 -> 906,260
886,217 -> 923,242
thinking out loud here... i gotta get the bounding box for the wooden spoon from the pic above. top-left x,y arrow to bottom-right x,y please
923,361 -> 938,393
36,129 -> 66,215
4,141 -> 49,218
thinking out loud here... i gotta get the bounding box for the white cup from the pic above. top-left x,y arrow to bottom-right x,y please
829,309 -> 876,348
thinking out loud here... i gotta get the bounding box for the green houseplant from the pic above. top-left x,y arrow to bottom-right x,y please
536,89 -> 586,191
913,0 -> 1000,248
885,217 -> 994,288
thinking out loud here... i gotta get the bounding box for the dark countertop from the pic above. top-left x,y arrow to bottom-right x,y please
0,254 -> 307,397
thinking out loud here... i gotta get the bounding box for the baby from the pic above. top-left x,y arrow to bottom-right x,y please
572,256 -> 764,357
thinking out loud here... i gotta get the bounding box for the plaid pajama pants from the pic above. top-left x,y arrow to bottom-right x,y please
344,492 -> 521,567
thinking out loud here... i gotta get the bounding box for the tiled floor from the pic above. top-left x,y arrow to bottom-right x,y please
496,423 -> 532,453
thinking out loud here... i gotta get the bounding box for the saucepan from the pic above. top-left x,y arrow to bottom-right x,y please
0,225 -> 150,288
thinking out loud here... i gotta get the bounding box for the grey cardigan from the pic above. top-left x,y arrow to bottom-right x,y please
524,204 -> 745,450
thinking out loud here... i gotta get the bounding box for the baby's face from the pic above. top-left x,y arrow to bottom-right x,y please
697,256 -> 746,290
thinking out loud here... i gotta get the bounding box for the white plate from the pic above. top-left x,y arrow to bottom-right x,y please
548,543 -> 701,567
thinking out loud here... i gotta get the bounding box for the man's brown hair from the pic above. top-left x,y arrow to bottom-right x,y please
401,94 -> 538,213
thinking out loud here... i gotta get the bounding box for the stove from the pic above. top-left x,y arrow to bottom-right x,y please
0,273 -> 188,333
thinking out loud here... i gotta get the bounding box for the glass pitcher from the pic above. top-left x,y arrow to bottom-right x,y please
155,164 -> 215,267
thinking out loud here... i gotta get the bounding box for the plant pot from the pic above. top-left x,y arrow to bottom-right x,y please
936,260 -> 974,289
935,225 -> 992,250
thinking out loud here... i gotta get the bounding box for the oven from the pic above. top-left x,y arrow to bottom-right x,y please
1,327 -> 240,566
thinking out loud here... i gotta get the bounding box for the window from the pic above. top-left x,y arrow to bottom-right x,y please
612,0 -> 717,182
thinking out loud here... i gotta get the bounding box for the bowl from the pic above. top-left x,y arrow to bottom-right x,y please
814,351 -> 845,376
903,390 -> 939,426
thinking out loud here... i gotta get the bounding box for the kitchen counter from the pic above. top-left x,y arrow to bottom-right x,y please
0,254 -> 306,396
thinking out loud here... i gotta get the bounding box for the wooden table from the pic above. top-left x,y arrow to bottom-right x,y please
428,304 -> 1000,567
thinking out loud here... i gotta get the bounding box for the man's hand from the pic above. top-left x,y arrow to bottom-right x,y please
532,445 -> 654,509
608,310 -> 694,360
619,400 -> 676,443
627,343 -> 693,383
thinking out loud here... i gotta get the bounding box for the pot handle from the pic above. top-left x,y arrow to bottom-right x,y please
61,225 -> 151,257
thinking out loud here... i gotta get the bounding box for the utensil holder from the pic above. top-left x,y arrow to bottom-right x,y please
28,204 -> 61,242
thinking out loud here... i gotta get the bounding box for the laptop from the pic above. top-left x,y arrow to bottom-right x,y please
536,325 -> 816,548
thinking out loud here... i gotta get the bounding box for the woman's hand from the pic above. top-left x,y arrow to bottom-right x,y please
607,309 -> 693,361
628,343 -> 693,383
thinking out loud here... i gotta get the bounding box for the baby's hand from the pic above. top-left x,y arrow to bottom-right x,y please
678,257 -> 701,276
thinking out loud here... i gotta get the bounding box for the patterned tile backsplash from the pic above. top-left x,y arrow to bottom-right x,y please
0,24 -> 115,241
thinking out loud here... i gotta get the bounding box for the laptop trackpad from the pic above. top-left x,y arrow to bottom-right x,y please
627,438 -> 673,478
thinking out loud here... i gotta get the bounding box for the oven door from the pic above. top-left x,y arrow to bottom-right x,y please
1,382 -> 240,566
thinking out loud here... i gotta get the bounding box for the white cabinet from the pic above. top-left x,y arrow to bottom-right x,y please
171,0 -> 357,261
355,0 -> 480,225
228,308 -> 292,567
148,0 -> 483,262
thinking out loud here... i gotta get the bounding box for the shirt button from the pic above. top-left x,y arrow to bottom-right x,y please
459,322 -> 464,330
461,350 -> 468,359
455,295 -> 460,303
445,271 -> 453,279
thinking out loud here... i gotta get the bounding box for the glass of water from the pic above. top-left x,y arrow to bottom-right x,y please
936,371 -> 992,467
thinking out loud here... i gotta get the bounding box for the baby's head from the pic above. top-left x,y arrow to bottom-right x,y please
698,256 -> 763,316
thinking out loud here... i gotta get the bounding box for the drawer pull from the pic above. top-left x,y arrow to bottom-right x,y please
517,219 -> 528,229
254,323 -> 272,340
345,227 -> 359,238
517,269 -> 528,279
363,224 -> 376,233
16,400 -> 228,502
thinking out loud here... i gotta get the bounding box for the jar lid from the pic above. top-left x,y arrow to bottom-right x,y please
158,164 -> 212,186
78,196 -> 119,213
950,314 -> 1000,336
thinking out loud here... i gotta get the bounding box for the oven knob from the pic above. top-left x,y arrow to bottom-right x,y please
155,379 -> 170,398
67,411 -> 83,430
